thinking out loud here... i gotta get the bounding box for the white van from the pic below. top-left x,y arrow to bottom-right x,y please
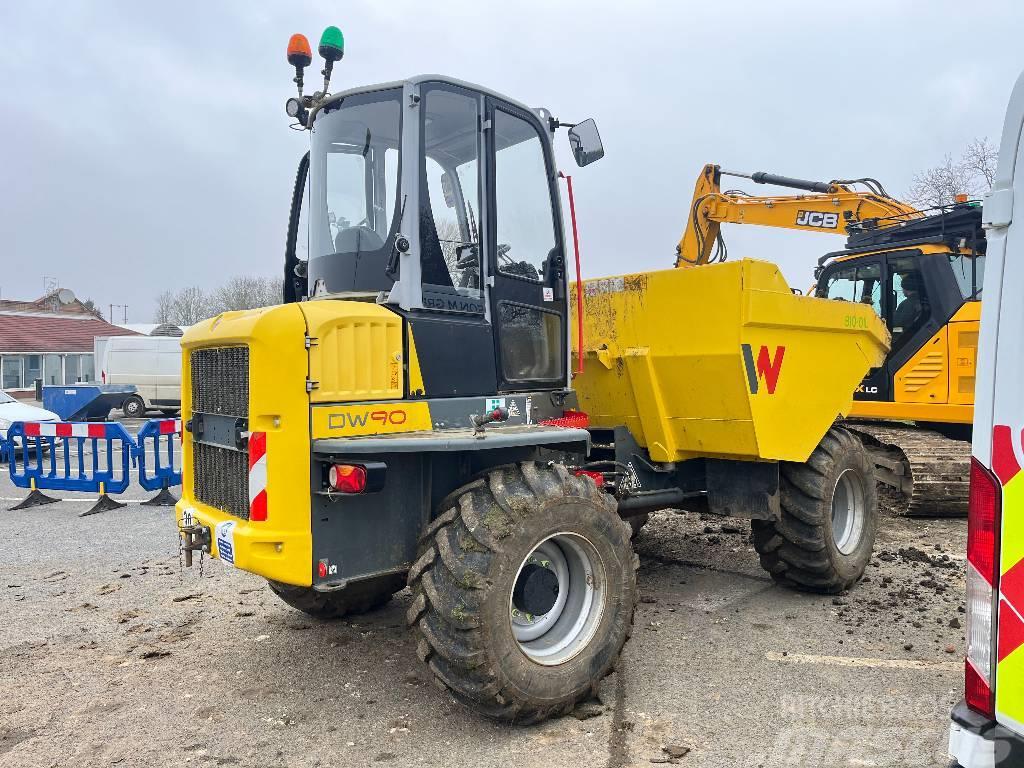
94,336 -> 182,417
947,69 -> 1024,767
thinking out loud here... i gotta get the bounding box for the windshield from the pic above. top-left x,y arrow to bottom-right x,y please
0,390 -> 14,404
308,89 -> 402,294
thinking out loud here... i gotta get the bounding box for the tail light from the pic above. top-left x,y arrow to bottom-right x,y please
328,464 -> 367,494
965,457 -> 1001,719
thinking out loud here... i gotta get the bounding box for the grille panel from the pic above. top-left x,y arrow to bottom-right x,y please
193,442 -> 249,520
191,346 -> 249,416
190,346 -> 250,519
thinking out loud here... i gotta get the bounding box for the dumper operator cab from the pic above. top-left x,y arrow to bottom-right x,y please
283,71 -> 603,400
177,26 -> 889,725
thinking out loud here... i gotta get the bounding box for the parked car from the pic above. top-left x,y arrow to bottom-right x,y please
0,389 -> 58,459
94,336 -> 181,417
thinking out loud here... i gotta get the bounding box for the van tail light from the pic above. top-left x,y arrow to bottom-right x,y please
328,464 -> 367,494
965,456 -> 1001,719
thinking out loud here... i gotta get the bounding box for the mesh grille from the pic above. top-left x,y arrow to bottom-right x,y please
193,442 -> 249,520
191,346 -> 249,417
190,346 -> 250,519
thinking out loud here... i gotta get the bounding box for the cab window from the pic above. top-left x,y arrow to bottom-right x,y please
418,85 -> 484,313
818,262 -> 882,316
888,257 -> 929,345
948,253 -> 985,299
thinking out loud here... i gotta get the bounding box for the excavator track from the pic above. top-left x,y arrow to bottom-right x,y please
843,422 -> 970,517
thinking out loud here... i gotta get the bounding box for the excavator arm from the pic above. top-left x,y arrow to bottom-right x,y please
676,163 -> 922,267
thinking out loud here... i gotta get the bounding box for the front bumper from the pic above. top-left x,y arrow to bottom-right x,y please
949,699 -> 1024,767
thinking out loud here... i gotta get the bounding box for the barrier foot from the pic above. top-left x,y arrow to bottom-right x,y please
10,489 -> 60,511
142,487 -> 178,507
80,494 -> 126,517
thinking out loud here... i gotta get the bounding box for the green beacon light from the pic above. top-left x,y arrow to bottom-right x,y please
317,26 -> 345,94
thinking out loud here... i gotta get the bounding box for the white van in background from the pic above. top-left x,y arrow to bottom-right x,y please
94,336 -> 182,417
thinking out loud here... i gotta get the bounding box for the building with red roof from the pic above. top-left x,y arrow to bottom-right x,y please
0,289 -> 138,397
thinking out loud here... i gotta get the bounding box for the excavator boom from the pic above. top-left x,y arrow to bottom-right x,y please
676,163 -> 921,267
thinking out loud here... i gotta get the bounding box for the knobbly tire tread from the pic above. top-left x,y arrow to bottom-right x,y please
267,573 -> 407,620
751,426 -> 877,594
407,462 -> 639,723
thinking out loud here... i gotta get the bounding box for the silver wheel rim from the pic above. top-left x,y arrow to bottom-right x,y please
509,532 -> 606,666
831,468 -> 866,555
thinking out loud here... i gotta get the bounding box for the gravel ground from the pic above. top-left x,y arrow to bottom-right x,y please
0,464 -> 966,768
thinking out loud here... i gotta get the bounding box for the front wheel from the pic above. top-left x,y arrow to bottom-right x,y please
407,462 -> 638,723
752,426 -> 877,594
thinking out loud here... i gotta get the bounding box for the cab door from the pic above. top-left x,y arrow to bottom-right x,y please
485,100 -> 568,393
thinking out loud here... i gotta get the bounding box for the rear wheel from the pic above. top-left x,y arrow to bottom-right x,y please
121,395 -> 145,418
267,573 -> 406,620
407,462 -> 638,723
751,427 -> 877,593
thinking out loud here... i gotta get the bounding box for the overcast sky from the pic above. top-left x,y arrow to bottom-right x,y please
1,1 -> 1022,321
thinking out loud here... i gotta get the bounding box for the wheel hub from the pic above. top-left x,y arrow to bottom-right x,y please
509,532 -> 607,666
512,563 -> 560,616
831,468 -> 866,555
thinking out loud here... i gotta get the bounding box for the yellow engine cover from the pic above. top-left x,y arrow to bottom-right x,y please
571,259 -> 890,463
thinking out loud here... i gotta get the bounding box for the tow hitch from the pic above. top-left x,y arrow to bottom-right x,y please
179,524 -> 211,567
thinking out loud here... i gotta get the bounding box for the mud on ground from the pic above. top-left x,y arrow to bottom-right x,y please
0,490 -> 965,768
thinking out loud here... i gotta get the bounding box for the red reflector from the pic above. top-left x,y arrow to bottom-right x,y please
329,464 -> 367,494
575,469 -> 604,487
967,457 -> 1001,586
317,560 -> 328,578
965,659 -> 995,719
541,410 -> 590,429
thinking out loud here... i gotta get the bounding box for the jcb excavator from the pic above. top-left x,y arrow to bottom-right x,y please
677,163 -> 985,516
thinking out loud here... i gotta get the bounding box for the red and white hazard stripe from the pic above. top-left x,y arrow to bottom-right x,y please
23,421 -> 111,438
248,431 -> 268,522
157,418 -> 183,435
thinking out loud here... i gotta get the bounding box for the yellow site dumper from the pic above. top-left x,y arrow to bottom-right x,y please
178,31 -> 892,724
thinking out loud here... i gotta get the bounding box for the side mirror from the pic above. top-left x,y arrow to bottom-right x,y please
568,119 -> 605,167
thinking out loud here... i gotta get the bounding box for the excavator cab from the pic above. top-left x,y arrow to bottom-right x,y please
814,202 -> 986,415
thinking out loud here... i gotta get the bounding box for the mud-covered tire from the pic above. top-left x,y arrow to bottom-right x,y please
407,462 -> 638,723
267,573 -> 407,620
751,427 -> 877,594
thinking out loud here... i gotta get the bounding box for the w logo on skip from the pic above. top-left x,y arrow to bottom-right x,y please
742,344 -> 786,395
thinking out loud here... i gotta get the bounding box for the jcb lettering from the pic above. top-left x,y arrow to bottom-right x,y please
796,210 -> 839,229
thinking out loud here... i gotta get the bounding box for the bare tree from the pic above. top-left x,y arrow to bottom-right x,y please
964,137 -> 998,189
209,276 -> 281,314
170,286 -> 211,326
153,290 -> 175,323
907,137 -> 998,208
